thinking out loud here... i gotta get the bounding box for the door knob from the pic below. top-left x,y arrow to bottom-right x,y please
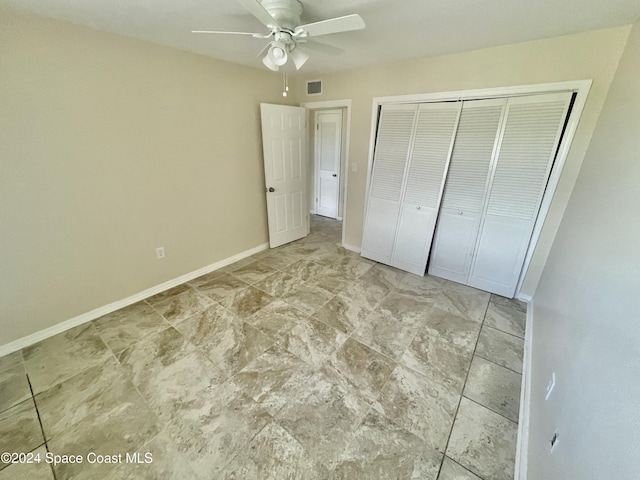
416,206 -> 421,210
268,187 -> 275,192
458,211 -> 463,215
332,173 -> 337,177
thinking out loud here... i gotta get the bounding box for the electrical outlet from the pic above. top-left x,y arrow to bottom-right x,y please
545,372 -> 556,400
156,247 -> 165,259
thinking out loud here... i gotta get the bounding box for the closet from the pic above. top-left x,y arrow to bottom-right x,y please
361,91 -> 573,297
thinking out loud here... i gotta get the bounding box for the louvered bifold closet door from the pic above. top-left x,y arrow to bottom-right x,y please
391,102 -> 462,274
468,92 -> 572,297
428,99 -> 507,283
361,104 -> 417,264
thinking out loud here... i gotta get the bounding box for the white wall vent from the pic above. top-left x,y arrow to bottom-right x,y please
306,80 -> 323,96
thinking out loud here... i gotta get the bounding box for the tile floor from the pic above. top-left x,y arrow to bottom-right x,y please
0,215 -> 526,480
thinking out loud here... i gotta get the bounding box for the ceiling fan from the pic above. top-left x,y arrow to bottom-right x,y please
192,0 -> 365,72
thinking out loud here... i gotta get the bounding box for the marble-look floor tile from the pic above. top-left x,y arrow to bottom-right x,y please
421,307 -> 482,354
401,329 -> 473,393
330,337 -> 396,402
484,297 -> 526,338
220,286 -> 275,318
232,346 -> 314,415
313,293 -> 372,335
398,275 -> 490,324
0,365 -> 31,414
230,260 -> 278,285
36,357 -> 130,440
322,255 -> 373,279
221,257 -> 256,273
0,351 -> 23,373
0,446 -> 53,480
109,430 -> 198,480
194,272 -> 249,302
253,271 -> 301,298
305,270 -> 349,293
246,299 -> 307,340
174,303 -> 274,377
447,398 -> 518,480
351,310 -> 418,361
376,291 -> 432,326
93,302 -> 169,354
337,278 -> 389,312
333,409 -> 443,480
438,456 -> 482,480
475,326 -> 524,374
254,251 -> 299,271
164,391 -> 272,477
463,356 -> 521,422
276,316 -> 348,368
144,284 -> 192,306
221,422 -> 330,480
117,327 -> 230,422
46,382 -> 160,480
373,365 -> 459,452
23,323 -> 111,394
360,263 -> 408,291
151,288 -> 216,324
275,367 -> 371,469
0,399 -> 44,471
281,283 -> 334,316
186,269 -> 225,289
281,259 -> 329,281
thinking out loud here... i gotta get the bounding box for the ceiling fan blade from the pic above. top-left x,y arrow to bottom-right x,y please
298,40 -> 344,56
296,14 -> 365,37
237,0 -> 281,29
191,30 -> 265,37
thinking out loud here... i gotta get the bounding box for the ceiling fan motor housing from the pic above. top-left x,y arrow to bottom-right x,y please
259,0 -> 302,30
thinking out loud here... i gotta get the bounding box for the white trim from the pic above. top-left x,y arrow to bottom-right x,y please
365,80 -> 593,296
0,243 -> 269,357
301,99 -> 352,249
515,297 -> 534,480
342,243 -> 361,253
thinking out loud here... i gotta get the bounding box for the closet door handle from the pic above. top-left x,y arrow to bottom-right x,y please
458,211 -> 463,215
416,206 -> 421,210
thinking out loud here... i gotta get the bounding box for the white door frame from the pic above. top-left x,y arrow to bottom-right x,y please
364,80 -> 592,298
301,99 -> 352,248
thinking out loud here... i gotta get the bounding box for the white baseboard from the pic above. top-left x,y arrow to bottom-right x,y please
515,298 -> 534,480
342,243 -> 361,253
516,293 -> 533,303
0,243 -> 269,357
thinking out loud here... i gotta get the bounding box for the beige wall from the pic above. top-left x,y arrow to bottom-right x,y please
527,21 -> 640,479
0,9 -> 292,346
298,26 -> 630,296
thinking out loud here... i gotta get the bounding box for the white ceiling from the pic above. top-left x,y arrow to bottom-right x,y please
3,0 -> 639,75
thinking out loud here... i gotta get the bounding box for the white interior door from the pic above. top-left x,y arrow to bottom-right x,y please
260,103 -> 308,248
315,110 -> 342,219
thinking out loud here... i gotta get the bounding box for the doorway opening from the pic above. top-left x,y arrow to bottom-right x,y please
302,99 -> 352,248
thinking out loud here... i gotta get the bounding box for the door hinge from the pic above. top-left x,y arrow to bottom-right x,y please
316,123 -> 319,130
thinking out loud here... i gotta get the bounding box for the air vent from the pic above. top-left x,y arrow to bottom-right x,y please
306,80 -> 322,96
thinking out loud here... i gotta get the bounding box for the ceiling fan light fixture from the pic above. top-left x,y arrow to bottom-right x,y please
262,54 -> 280,71
290,47 -> 309,70
267,41 -> 288,66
